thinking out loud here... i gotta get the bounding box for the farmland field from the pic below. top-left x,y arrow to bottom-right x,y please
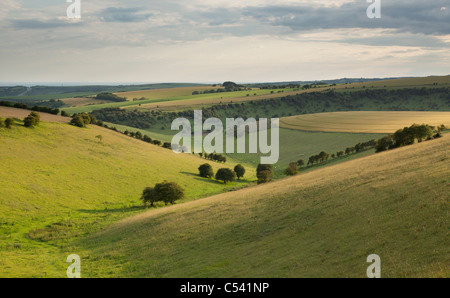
280,111 -> 450,133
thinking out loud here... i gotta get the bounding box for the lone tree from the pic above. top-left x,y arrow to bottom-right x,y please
198,163 -> 214,178
154,181 -> 185,205
257,164 -> 274,184
285,162 -> 299,176
4,118 -> 14,128
215,168 -> 236,184
234,164 -> 246,180
140,187 -> 158,207
141,181 -> 185,207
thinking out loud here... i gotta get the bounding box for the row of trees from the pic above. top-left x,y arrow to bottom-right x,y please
0,100 -> 60,115
376,124 -> 445,153
70,113 -> 97,127
95,92 -> 127,102
198,152 -> 227,163
198,163 -> 246,183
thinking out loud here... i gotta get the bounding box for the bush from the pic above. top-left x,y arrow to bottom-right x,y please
70,115 -> 86,127
215,168 -> 236,184
198,163 -> 214,178
154,181 -> 185,205
24,112 -> 40,128
140,187 -> 158,207
4,118 -> 14,129
285,162 -> 299,176
141,181 -> 185,207
257,164 -> 274,184
234,164 -> 246,180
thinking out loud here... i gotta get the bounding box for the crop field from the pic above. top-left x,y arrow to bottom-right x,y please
280,111 -> 450,133
0,120 -> 255,277
75,134 -> 450,277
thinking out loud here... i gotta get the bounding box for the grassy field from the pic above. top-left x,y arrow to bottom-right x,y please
280,111 -> 450,133
99,122 -> 385,174
0,119 -> 255,277
76,134 -> 450,278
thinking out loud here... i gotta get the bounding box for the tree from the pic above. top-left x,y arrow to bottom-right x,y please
24,112 -> 40,128
215,168 -> 236,184
198,163 -> 214,178
257,164 -> 273,184
297,159 -> 305,167
234,164 -> 246,180
71,115 -> 86,127
154,181 -> 185,205
4,118 -> 14,128
285,162 -> 299,176
140,187 -> 159,207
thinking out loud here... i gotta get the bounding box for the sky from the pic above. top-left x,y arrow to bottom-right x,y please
0,0 -> 449,84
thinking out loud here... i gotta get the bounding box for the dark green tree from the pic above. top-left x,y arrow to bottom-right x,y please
198,163 -> 214,178
257,164 -> 274,184
154,181 -> 185,205
234,164 -> 246,180
4,118 -> 14,128
215,168 -> 236,184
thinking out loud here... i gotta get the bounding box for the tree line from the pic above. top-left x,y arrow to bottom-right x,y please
0,100 -> 61,115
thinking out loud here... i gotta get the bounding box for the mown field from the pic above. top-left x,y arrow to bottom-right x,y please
76,134 -> 450,277
0,117 -> 255,277
280,111 -> 450,133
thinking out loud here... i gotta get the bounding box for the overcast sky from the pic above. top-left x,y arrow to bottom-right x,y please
0,0 -> 449,84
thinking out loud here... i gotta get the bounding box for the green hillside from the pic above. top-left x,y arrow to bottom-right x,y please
0,120 -> 255,277
77,135 -> 450,277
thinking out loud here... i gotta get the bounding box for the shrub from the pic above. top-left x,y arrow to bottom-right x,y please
198,163 -> 214,178
215,168 -> 236,184
257,164 -> 274,184
4,118 -> 14,128
285,162 -> 299,176
24,112 -> 40,128
154,181 -> 185,205
234,164 -> 246,180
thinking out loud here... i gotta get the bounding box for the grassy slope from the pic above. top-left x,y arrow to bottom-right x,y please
280,111 -> 450,133
0,121 -> 255,277
78,135 -> 449,278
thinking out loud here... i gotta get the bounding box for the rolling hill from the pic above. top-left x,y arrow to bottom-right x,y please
77,134 -> 450,278
0,112 -> 255,277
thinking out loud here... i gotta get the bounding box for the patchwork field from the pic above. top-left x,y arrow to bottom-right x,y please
76,134 -> 450,277
280,111 -> 450,133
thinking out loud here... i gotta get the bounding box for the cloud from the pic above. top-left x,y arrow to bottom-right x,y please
99,7 -> 153,23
